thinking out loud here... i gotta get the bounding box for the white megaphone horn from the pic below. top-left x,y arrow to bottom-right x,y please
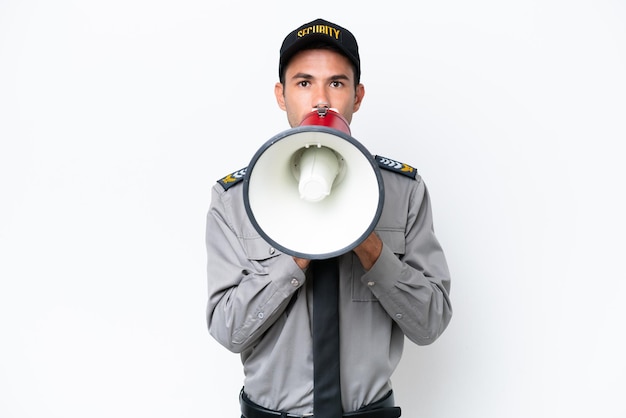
243,105 -> 384,260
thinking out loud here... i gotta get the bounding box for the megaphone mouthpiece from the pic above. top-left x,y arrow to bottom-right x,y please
300,108 -> 351,135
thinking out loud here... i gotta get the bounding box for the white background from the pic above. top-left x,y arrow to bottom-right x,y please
1,1 -> 625,417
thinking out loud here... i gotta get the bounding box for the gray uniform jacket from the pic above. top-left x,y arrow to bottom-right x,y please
205,156 -> 452,415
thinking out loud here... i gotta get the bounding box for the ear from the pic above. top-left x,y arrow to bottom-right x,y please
275,82 -> 286,111
353,83 -> 365,113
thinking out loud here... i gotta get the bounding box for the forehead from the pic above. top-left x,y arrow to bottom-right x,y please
284,48 -> 355,79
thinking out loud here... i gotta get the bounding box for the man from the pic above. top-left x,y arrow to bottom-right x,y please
206,18 -> 452,418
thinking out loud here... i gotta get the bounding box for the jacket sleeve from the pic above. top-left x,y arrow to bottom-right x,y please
205,184 -> 306,353
363,176 -> 453,345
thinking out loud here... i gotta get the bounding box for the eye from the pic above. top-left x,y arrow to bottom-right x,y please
298,80 -> 311,87
330,80 -> 343,88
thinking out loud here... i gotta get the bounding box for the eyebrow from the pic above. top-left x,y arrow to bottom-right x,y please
290,72 -> 351,82
291,72 -> 313,80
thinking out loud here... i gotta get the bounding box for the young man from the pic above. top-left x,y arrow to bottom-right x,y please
206,18 -> 452,418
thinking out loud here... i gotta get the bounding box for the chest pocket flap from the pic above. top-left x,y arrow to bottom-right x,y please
376,229 -> 406,255
242,236 -> 282,261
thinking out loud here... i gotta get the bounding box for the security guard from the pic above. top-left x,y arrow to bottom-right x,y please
206,18 -> 452,418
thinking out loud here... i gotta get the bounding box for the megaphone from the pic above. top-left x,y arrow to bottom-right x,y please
243,106 -> 384,260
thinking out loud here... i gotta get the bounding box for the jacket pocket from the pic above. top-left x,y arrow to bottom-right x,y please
242,235 -> 282,266
376,229 -> 406,255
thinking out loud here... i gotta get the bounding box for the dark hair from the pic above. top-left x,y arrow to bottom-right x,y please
279,41 -> 361,87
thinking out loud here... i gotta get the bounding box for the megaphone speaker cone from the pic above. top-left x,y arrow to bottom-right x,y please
243,109 -> 384,259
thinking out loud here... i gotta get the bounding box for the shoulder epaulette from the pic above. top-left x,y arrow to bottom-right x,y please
217,167 -> 247,190
375,155 -> 417,179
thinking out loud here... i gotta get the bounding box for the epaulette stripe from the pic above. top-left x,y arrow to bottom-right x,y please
217,167 -> 247,190
375,155 -> 417,179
